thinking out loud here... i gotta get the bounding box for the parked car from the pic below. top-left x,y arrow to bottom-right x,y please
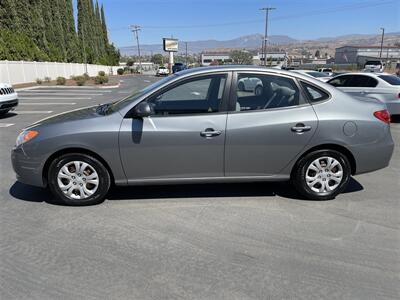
12,66 -> 394,205
237,77 -> 263,95
363,60 -> 384,73
0,83 -> 18,116
292,70 -> 332,82
317,68 -> 333,76
327,72 -> 400,117
156,66 -> 169,76
172,62 -> 187,73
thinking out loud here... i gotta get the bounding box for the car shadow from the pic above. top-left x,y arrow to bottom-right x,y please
9,177 -> 364,205
0,112 -> 17,119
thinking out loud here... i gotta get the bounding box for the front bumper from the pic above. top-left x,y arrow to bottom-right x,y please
0,98 -> 18,111
11,146 -> 46,187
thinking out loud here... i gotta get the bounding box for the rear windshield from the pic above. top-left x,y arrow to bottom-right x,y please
378,75 -> 400,86
365,61 -> 382,66
307,71 -> 328,78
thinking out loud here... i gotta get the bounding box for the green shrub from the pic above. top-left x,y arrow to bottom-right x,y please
83,73 -> 90,81
36,78 -> 43,84
44,76 -> 51,83
94,75 -> 109,84
98,70 -> 106,76
74,75 -> 86,86
117,68 -> 124,75
56,76 -> 66,85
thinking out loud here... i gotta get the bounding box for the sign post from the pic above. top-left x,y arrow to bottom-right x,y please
163,38 -> 178,74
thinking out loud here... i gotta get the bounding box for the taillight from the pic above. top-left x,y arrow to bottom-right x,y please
373,110 -> 390,124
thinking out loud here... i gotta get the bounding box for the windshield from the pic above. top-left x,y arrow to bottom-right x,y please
379,75 -> 400,85
107,75 -> 177,113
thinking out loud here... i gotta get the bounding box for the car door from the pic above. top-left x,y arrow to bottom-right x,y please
119,73 -> 230,182
225,72 -> 318,176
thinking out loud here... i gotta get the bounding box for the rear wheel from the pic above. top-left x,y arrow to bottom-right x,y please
0,109 -> 10,116
48,153 -> 110,205
291,150 -> 351,200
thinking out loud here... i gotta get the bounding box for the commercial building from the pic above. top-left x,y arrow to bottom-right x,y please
335,45 -> 400,65
255,52 -> 288,66
200,52 -> 233,66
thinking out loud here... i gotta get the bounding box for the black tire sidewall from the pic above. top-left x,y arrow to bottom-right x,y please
292,150 -> 351,200
48,153 -> 110,206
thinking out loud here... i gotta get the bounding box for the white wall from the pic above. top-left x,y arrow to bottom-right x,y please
0,60 -> 120,85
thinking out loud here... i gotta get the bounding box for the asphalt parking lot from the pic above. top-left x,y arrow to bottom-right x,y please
0,75 -> 399,299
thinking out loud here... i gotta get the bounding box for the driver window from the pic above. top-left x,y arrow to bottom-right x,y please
147,75 -> 227,116
236,73 -> 301,111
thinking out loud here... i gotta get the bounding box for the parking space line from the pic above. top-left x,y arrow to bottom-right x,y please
19,102 -> 76,105
16,111 -> 53,114
19,97 -> 91,100
0,123 -> 14,128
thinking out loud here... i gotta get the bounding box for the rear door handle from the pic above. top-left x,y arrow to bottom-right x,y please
200,128 -> 222,138
291,123 -> 312,133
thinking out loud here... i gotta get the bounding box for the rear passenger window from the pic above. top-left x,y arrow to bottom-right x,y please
235,73 -> 304,111
301,82 -> 329,102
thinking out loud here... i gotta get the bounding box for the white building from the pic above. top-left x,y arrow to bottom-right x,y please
201,52 -> 233,66
254,52 -> 288,66
335,45 -> 400,65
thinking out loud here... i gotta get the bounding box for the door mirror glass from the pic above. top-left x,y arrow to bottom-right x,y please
132,101 -> 153,118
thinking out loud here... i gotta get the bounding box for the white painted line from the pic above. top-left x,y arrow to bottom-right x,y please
16,111 -> 53,114
19,102 -> 76,105
18,93 -> 103,96
0,123 -> 14,128
19,97 -> 91,100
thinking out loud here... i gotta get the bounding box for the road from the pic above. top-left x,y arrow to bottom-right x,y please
0,75 -> 399,299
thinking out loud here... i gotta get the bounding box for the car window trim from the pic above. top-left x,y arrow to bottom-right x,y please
229,71 -> 309,113
125,72 -> 232,118
299,80 -> 332,104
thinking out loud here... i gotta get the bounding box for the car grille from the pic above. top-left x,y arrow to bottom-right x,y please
0,87 -> 15,95
0,99 -> 18,109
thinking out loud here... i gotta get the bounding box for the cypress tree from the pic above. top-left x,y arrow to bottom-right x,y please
0,0 -> 21,32
100,4 -> 109,45
60,0 -> 81,62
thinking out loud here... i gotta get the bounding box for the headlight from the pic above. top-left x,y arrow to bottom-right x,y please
16,130 -> 39,147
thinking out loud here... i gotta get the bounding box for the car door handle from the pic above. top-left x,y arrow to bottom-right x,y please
291,124 -> 312,133
200,128 -> 222,138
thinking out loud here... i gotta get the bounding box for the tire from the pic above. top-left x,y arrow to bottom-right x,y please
0,109 -> 10,116
238,81 -> 245,91
48,153 -> 110,206
291,150 -> 351,200
255,85 -> 263,96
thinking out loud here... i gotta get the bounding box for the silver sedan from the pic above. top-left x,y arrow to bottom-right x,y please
11,66 -> 394,205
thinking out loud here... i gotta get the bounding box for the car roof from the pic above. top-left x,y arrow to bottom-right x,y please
332,72 -> 392,78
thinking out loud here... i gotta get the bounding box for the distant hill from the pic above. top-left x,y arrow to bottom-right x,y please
119,32 -> 400,56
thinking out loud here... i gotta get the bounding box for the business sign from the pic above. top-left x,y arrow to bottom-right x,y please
163,38 -> 178,52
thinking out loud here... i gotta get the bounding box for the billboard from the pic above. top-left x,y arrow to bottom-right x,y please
163,38 -> 178,52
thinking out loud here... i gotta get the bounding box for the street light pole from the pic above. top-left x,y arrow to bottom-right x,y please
260,7 -> 276,66
379,27 -> 385,59
185,42 -> 188,66
130,25 -> 142,73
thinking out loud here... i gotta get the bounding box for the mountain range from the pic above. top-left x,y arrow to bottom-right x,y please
120,32 -> 400,56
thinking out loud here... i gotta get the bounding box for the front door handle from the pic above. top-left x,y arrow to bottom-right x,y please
291,123 -> 312,133
200,128 -> 222,138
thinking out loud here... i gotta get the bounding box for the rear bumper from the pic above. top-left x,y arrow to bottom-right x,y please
385,101 -> 400,116
11,146 -> 46,187
350,130 -> 395,175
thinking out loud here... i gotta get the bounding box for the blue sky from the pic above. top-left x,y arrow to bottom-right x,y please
74,0 -> 400,47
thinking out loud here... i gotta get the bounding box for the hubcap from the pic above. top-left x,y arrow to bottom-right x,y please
57,161 -> 99,200
305,156 -> 343,194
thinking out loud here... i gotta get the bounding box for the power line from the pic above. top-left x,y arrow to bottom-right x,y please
110,0 -> 396,31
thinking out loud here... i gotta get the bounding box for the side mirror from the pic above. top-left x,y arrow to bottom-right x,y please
132,101 -> 152,118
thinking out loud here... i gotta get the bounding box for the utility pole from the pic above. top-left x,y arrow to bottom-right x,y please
379,27 -> 385,59
130,25 -> 142,73
185,42 -> 188,66
260,7 -> 276,66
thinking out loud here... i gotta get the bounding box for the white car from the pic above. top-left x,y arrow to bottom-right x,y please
327,72 -> 400,117
238,77 -> 263,95
0,83 -> 18,116
363,60 -> 384,73
317,68 -> 333,76
156,66 -> 169,76
292,70 -> 332,82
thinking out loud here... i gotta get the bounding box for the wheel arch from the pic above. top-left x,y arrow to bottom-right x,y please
42,147 -> 115,187
292,144 -> 357,176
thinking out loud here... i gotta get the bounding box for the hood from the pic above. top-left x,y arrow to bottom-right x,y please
28,105 -> 101,129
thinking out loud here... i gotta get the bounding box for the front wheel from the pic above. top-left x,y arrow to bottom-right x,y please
48,153 -> 110,205
291,150 -> 351,200
0,109 -> 10,116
